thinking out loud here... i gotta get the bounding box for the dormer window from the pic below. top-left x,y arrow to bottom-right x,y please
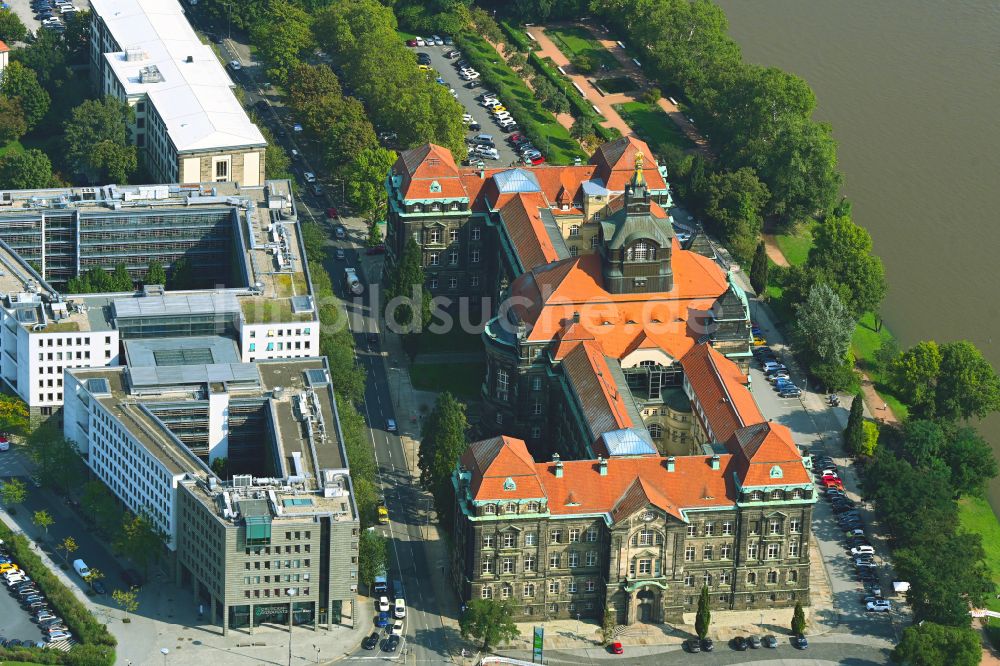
483,504 -> 496,515
430,180 -> 442,193
750,491 -> 764,501
413,203 -> 423,212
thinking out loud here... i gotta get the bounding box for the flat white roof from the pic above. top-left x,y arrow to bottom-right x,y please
93,0 -> 266,153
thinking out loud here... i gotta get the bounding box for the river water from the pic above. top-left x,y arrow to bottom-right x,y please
715,0 -> 1000,514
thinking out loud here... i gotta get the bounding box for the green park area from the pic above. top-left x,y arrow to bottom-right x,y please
959,496 -> 1000,612
410,361 -> 485,399
547,25 -> 618,71
614,101 -> 692,154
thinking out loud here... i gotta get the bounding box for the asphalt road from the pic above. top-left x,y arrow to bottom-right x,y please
412,42 -> 520,166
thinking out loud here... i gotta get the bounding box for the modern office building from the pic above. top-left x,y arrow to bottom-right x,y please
64,357 -> 360,632
89,0 -> 266,184
0,180 -> 317,415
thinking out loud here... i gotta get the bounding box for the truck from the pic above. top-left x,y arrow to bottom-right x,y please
344,267 -> 363,296
373,574 -> 388,596
72,559 -> 90,578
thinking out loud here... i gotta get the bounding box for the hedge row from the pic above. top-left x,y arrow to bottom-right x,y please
452,32 -> 587,165
528,53 -> 621,143
499,20 -> 533,53
0,523 -> 116,665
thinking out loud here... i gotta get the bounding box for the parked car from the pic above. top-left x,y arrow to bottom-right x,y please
445,49 -> 460,58
851,545 -> 875,556
384,634 -> 400,652
46,631 -> 71,642
749,635 -> 761,649
386,418 -> 397,433
866,600 -> 891,612
684,638 -> 701,653
779,388 -> 802,398
609,641 -> 624,654
375,611 -> 389,627
390,620 -> 404,636
378,596 -> 390,612
700,638 -> 714,651
762,634 -> 778,648
793,634 -> 808,649
732,636 -> 748,651
405,39 -> 417,47
362,632 -> 379,650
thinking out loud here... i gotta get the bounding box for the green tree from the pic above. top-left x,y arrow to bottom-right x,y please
249,0 -> 314,83
33,509 -> 54,535
544,91 -> 570,116
343,146 -> 397,218
58,536 -> 78,566
0,149 -> 53,190
0,393 -> 28,436
168,257 -> 194,289
0,96 -> 26,144
114,511 -> 167,575
901,419 -> 945,466
935,340 -> 1000,422
873,337 -> 901,373
26,423 -> 86,494
844,392 -> 864,455
367,222 -> 383,248
703,167 -> 770,263
210,456 -> 228,479
83,566 -> 104,592
145,260 -> 166,286
507,51 -> 528,72
570,115 -> 595,143
790,601 -> 806,635
419,392 -> 468,526
385,237 -> 431,332
111,263 -> 133,292
807,213 -> 886,316
320,332 -> 366,404
601,604 -> 616,645
0,61 -> 49,129
792,282 -> 856,366
859,420 -> 879,457
889,341 -> 941,418
460,598 -> 520,651
0,477 -> 25,510
64,96 -> 137,183
358,528 -> 388,588
112,587 -> 139,620
749,241 -> 769,295
0,9 -> 27,43
470,7 -> 502,44
82,480 -> 121,536
571,53 -> 594,74
894,530 -> 994,625
286,62 -> 342,112
694,585 -> 711,639
863,453 -> 958,549
892,622 -> 980,666
941,425 -> 998,498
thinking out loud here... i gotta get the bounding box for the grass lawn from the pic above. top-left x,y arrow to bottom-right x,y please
773,222 -> 816,266
595,76 -> 637,94
614,101 -> 693,154
396,29 -> 418,42
410,361 -> 485,399
547,25 -> 619,71
959,495 -> 1000,612
0,139 -> 24,157
414,327 -> 484,355
456,33 -> 586,165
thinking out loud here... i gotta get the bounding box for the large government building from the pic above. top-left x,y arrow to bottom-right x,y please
386,136 -> 814,625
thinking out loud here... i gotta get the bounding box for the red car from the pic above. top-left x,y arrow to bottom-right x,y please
507,133 -> 525,144
325,207 -> 339,219
821,477 -> 844,488
405,39 -> 417,47
610,641 -> 624,655
528,154 -> 545,166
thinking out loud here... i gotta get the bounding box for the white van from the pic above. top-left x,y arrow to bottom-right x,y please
72,559 -> 90,578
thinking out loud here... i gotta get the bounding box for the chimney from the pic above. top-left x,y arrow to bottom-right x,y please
478,161 -> 486,179
572,311 -> 580,324
666,456 -> 675,472
598,456 -> 608,476
553,453 -> 563,478
186,55 -> 194,63
710,454 -> 720,470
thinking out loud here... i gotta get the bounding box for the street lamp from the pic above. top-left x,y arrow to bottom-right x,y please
286,588 -> 298,666
160,647 -> 169,666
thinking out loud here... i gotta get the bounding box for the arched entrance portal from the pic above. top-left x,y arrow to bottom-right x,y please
632,586 -> 661,624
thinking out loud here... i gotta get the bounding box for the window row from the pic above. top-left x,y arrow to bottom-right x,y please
480,579 -> 599,599
480,550 -> 600,574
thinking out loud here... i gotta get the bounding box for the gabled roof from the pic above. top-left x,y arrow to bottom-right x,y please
728,422 -> 811,487
394,144 -> 466,201
680,343 -> 763,444
460,435 -> 546,500
497,192 -> 567,270
561,341 -> 638,439
589,135 -> 667,192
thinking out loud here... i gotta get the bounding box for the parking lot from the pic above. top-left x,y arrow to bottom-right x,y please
410,41 -> 519,166
0,578 -> 45,647
9,0 -> 91,33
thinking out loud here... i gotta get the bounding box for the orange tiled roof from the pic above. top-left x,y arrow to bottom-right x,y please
590,135 -> 667,192
560,340 -> 637,436
728,422 -> 811,487
509,250 -> 728,361
394,144 -> 467,202
680,344 -> 764,444
464,436 -> 739,514
497,192 -> 563,269
460,435 -> 547,500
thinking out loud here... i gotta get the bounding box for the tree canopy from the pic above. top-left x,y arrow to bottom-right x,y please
64,96 -> 137,183
0,61 -> 49,130
419,392 -> 468,527
892,622 -> 981,666
792,282 -> 855,367
249,0 -> 314,83
459,598 -> 520,651
0,148 -> 51,190
889,340 -> 1000,422
807,213 -> 886,316
702,167 -> 769,263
